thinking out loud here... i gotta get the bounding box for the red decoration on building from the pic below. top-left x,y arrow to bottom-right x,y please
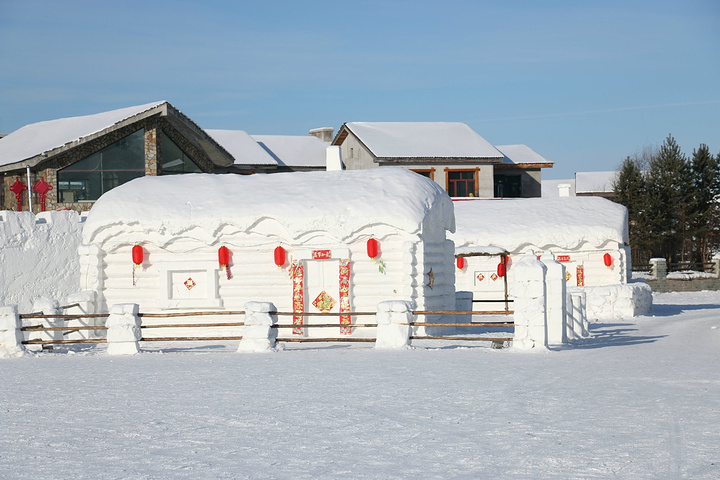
9,177 -> 27,211
32,177 -> 53,212
274,246 -> 286,268
218,246 -> 230,269
367,238 -> 379,260
603,252 -> 612,267
497,254 -> 508,277
132,245 -> 144,267
218,246 -> 232,279
557,255 -> 570,263
312,249 -> 332,260
131,244 -> 143,287
456,257 -> 465,270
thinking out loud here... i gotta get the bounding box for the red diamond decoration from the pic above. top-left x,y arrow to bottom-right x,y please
312,290 -> 336,312
184,278 -> 196,290
476,273 -> 485,282
490,273 -> 498,281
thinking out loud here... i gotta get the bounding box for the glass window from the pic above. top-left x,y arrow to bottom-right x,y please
412,169 -> 435,181
447,170 -> 476,197
160,132 -> 203,174
58,130 -> 145,202
494,174 -> 522,198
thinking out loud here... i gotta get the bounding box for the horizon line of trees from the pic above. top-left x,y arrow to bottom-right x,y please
612,134 -> 719,267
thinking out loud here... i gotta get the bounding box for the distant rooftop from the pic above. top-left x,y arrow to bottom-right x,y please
335,122 -> 504,160
495,144 -> 553,166
575,171 -> 617,194
252,135 -> 328,168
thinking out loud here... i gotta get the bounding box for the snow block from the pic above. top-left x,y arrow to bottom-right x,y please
541,251 -> 567,345
511,251 -> 548,351
237,302 -> 277,353
106,303 -> 141,355
0,305 -> 25,358
375,300 -> 414,349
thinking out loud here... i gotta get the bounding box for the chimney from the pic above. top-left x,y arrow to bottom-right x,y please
309,127 -> 334,143
326,146 -> 343,171
558,183 -> 572,197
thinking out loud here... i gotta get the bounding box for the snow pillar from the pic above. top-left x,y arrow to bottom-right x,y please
541,251 -> 567,345
510,252 -> 548,351
64,291 -> 98,340
564,294 -> 577,341
27,298 -> 62,352
106,304 -> 141,355
237,302 -> 277,353
375,300 -> 414,349
0,305 -> 25,358
569,292 -> 588,337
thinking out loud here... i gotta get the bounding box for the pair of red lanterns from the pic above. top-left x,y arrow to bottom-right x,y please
456,255 -> 508,277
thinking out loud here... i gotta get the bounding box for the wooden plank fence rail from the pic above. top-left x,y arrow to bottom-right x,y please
409,322 -> 514,327
273,323 -> 377,329
21,325 -> 108,331
141,336 -> 244,342
138,311 -> 246,318
140,322 -> 246,329
23,338 -> 107,345
19,313 -> 110,320
413,310 -> 514,315
410,336 -> 513,342
276,337 -> 376,343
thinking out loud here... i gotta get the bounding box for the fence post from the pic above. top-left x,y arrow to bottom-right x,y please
713,255 -> 720,276
237,302 -> 277,353
64,291 -> 98,340
374,300 -> 414,349
0,305 -> 25,358
541,251 -> 567,345
27,298 -> 61,352
650,258 -> 667,292
510,251 -> 548,351
106,304 -> 141,355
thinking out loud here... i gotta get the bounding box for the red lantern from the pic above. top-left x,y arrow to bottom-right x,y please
32,177 -> 53,212
497,255 -> 508,277
9,177 -> 27,211
456,257 -> 465,270
132,245 -> 143,267
367,238 -> 379,260
274,246 -> 286,268
218,246 -> 230,270
603,252 -> 612,267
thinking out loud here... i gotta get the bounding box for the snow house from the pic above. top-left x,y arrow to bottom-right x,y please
450,197 -> 641,317
78,168 -> 456,338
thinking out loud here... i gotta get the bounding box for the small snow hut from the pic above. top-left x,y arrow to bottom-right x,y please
450,197 -> 649,318
79,168 -> 455,337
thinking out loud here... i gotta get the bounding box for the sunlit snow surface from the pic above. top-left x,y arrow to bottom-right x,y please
1,291 -> 719,479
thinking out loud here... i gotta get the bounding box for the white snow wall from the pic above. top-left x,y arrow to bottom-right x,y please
0,211 -> 83,312
79,221 -> 455,337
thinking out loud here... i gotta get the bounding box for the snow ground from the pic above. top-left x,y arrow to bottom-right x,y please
1,291 -> 719,479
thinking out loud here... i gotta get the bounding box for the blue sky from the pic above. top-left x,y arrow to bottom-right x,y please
1,0 -> 718,179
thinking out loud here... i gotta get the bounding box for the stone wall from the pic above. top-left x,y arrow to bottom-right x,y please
643,258 -> 720,292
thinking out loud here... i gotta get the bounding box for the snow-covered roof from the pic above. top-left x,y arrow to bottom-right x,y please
252,135 -> 328,167
0,101 -> 166,168
450,197 -> 628,252
575,171 -> 618,194
205,129 -> 277,166
82,168 -> 455,246
339,122 -> 503,160
495,144 -> 553,166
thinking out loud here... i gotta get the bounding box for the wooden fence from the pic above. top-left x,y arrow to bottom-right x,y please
19,306 -> 514,350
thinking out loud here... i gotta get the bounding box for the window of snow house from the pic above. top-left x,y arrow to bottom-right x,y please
57,129 -> 145,202
160,132 -> 203,174
494,174 -> 522,198
446,169 -> 477,197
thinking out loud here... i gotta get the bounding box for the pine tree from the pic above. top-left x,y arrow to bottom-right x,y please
644,134 -> 691,263
689,144 -> 719,263
613,155 -> 649,263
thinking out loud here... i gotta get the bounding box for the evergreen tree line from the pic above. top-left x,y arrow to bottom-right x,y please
613,134 -> 719,268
